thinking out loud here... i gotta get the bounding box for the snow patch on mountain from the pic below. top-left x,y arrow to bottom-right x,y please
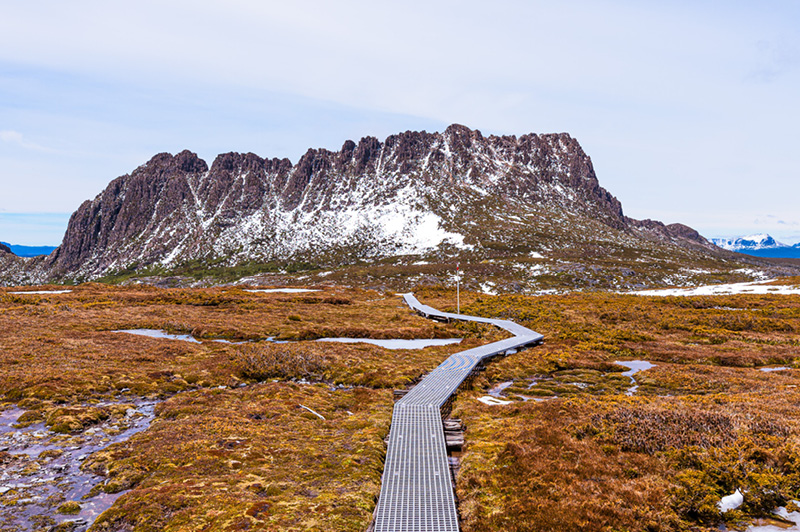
149,181 -> 470,269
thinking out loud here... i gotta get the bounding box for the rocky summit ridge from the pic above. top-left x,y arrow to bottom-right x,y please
2,124 -> 796,290
51,125 -> 626,276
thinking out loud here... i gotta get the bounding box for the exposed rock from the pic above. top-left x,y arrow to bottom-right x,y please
665,223 -> 709,244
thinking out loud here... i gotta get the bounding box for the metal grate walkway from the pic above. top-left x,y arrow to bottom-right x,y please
373,293 -> 543,531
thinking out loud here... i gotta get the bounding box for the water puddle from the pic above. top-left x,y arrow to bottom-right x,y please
244,288 -> 320,293
760,366 -> 791,373
486,380 -> 553,403
113,329 -> 461,350
487,381 -> 514,398
519,395 -> 550,402
114,330 -> 284,345
316,338 -> 462,349
615,360 -> 656,396
0,406 -> 25,436
113,329 -> 201,343
527,377 -> 547,390
0,399 -> 159,532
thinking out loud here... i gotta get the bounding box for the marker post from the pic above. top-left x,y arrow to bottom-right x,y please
456,263 -> 460,314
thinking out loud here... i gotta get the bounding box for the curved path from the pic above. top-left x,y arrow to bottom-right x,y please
373,293 -> 543,532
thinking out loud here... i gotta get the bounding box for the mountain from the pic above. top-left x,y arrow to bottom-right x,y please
47,125 -> 629,277
3,125 -> 799,290
711,234 -> 800,259
0,242 -> 58,258
711,234 -> 787,251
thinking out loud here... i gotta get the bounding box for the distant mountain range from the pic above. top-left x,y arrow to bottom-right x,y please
2,124 -> 799,289
711,234 -> 800,258
0,242 -> 57,258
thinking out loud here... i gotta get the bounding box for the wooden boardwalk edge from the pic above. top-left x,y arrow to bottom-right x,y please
371,293 -> 543,532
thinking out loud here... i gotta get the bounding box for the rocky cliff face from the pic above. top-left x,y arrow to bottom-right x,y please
46,124 -> 647,280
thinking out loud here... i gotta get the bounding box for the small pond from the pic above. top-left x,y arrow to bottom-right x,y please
316,338 -> 462,349
113,329 -> 461,350
614,360 -> 656,396
113,329 -> 201,343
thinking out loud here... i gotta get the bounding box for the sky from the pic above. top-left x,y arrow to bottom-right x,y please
1,1 -> 798,246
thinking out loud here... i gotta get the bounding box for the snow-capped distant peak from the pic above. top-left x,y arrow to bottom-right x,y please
743,233 -> 770,243
711,233 -> 788,251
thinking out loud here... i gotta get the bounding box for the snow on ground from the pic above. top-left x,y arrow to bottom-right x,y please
682,268 -> 711,274
480,282 -> 497,295
746,504 -> 800,531
734,268 -> 771,281
631,280 -> 800,297
8,290 -> 72,294
245,288 -> 320,293
718,489 -> 744,512
477,396 -> 512,406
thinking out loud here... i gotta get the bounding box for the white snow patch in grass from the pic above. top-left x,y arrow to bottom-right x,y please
682,268 -> 711,274
245,288 -> 320,293
746,504 -> 800,531
734,268 -> 771,280
528,264 -> 546,276
718,489 -> 743,512
477,396 -> 513,406
8,290 -> 72,295
630,280 -> 800,297
480,282 -> 497,295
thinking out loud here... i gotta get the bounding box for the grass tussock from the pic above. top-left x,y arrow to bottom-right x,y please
585,403 -> 790,455
234,344 -> 329,381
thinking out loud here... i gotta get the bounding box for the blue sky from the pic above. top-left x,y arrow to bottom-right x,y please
1,1 -> 798,246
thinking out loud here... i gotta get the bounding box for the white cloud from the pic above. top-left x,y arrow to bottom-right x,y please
0,130 -> 23,143
0,130 -> 50,151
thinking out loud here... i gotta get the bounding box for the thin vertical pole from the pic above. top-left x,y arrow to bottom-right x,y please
456,262 -> 460,314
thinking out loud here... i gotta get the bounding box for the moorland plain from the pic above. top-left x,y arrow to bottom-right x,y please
1,281 -> 799,531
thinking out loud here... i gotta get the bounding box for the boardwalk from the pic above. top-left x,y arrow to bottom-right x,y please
372,294 -> 543,532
